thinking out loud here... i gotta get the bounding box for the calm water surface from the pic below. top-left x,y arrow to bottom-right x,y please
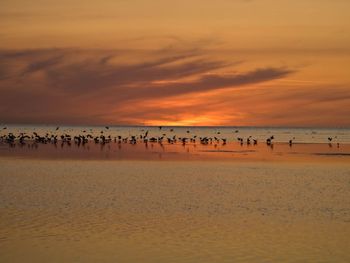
1,124 -> 350,143
0,125 -> 349,263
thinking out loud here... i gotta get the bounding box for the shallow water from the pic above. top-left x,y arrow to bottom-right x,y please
1,159 -> 350,262
1,125 -> 350,262
1,138 -> 350,163
2,124 -> 350,143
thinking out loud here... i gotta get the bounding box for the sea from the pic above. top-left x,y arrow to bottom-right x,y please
1,124 -> 350,144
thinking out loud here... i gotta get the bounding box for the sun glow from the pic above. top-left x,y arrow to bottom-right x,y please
143,113 -> 238,126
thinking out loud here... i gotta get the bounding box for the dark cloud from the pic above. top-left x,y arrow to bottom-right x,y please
140,67 -> 292,97
22,55 -> 64,75
0,47 -> 298,125
45,54 -> 225,94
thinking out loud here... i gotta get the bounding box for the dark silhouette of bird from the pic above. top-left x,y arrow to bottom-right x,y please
266,138 -> 272,145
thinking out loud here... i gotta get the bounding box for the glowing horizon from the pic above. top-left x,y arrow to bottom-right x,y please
1,0 -> 350,127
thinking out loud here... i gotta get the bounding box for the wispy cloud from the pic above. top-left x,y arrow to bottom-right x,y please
0,47 -> 348,126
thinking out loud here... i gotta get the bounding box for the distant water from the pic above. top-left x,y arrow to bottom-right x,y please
1,125 -> 350,144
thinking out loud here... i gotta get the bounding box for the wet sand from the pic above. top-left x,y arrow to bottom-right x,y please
0,144 -> 350,262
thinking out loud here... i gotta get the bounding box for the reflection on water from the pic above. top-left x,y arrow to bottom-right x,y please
0,140 -> 349,162
1,124 -> 350,144
1,125 -> 350,262
0,160 -> 350,262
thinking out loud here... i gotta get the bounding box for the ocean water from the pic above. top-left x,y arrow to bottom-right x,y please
1,124 -> 350,144
1,125 -> 350,262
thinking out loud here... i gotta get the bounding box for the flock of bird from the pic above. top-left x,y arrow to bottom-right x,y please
0,125 -> 340,148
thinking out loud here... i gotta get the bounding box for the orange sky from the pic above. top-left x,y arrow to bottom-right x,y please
1,0 -> 350,126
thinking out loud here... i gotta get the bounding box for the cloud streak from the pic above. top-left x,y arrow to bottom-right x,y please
0,47 -> 348,126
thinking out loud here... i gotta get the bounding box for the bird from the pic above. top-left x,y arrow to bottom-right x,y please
266,138 -> 272,145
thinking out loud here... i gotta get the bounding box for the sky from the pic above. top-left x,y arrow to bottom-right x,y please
1,0 -> 350,127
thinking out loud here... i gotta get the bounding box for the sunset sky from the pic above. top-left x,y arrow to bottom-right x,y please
1,0 -> 350,126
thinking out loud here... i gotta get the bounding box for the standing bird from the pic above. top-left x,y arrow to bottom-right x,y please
266,138 -> 272,145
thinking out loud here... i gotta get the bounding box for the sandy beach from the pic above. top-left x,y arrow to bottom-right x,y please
1,144 -> 350,262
